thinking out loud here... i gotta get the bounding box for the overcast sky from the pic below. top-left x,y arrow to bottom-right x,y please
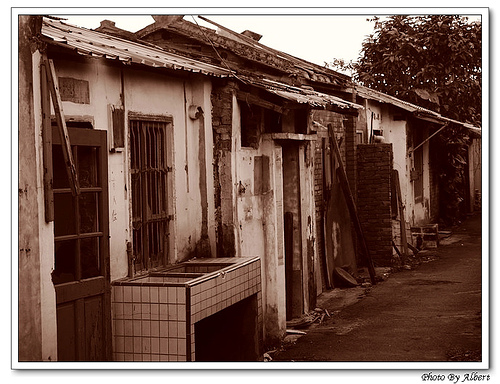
55,9 -> 483,74
58,13 -> 380,69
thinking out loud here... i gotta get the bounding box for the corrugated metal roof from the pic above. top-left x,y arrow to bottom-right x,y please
41,17 -> 233,78
246,77 -> 363,111
356,85 -> 481,134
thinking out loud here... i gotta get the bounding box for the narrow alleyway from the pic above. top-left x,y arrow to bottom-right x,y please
273,212 -> 483,362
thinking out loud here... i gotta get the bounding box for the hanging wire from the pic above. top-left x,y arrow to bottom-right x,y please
190,15 -> 248,85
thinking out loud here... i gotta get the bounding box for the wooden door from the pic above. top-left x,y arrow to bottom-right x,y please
51,127 -> 111,361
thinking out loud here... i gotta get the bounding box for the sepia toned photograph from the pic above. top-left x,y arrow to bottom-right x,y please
14,6 -> 488,379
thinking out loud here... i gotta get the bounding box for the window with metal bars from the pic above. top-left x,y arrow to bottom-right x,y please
130,117 -> 172,273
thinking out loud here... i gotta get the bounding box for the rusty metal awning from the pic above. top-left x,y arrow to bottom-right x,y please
242,77 -> 364,111
41,17 -> 233,78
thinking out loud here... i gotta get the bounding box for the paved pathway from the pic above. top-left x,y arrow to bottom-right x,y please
273,213 -> 483,363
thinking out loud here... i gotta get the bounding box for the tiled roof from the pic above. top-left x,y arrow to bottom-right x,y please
246,77 -> 363,110
41,17 -> 233,78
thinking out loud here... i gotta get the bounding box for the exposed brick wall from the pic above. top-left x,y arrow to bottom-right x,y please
211,79 -> 238,257
357,144 -> 394,267
311,110 -> 346,290
344,116 -> 357,196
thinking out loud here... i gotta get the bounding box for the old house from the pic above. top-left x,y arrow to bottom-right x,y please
353,85 -> 481,265
18,14 -> 480,364
18,14 -> 365,363
132,15 -> 365,345
18,15 -> 265,362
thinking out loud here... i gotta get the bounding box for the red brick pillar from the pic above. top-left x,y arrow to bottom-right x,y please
357,144 -> 394,266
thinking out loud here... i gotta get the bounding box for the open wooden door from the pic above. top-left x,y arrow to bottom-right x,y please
51,126 -> 111,361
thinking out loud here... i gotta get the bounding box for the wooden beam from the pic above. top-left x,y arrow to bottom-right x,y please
328,124 -> 377,285
265,133 -> 317,141
40,60 -> 54,221
393,169 -> 409,263
44,56 -> 80,196
236,90 -> 283,114
321,138 -> 332,289
313,105 -> 359,116
411,123 -> 449,154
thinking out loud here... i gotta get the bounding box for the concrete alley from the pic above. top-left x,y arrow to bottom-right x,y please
273,213 -> 484,363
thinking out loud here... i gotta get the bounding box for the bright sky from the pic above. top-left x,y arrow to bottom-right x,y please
58,13 -> 381,69
56,9 -> 484,76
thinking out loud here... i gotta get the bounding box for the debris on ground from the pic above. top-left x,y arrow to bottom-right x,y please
286,307 -> 332,330
286,329 -> 307,335
263,349 -> 277,361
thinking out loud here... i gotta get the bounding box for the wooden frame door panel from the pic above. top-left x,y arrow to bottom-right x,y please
52,127 -> 111,361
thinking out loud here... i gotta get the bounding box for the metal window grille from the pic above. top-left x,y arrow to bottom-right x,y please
130,119 -> 171,273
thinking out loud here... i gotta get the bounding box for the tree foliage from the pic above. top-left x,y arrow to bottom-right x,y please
336,15 -> 483,226
353,15 -> 482,126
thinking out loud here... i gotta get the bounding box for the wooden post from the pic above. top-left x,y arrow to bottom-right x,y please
328,124 -> 376,285
40,60 -> 54,221
44,56 -> 80,196
284,211 -> 294,320
393,169 -> 409,263
321,138 -> 332,289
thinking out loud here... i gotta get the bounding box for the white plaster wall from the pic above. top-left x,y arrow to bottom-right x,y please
50,60 -> 214,280
232,101 -> 286,344
365,101 -> 433,226
54,59 -> 130,281
32,51 -> 58,361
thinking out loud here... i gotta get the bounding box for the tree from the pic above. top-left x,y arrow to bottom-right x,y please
353,15 -> 482,126
335,15 -> 482,225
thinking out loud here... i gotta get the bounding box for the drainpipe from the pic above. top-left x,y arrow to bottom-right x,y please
189,105 -> 212,257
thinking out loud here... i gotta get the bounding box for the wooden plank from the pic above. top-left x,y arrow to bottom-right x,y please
328,124 -> 377,285
393,169 -> 409,263
236,90 -> 283,114
44,57 -> 80,196
298,144 -> 310,312
40,60 -> 54,222
284,211 -> 294,320
321,138 -> 332,289
55,276 -> 106,304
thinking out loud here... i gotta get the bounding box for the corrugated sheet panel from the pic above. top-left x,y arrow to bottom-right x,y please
248,77 -> 363,110
41,17 -> 233,77
357,85 -> 481,134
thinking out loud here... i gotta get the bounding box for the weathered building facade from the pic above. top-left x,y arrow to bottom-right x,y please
17,14 -> 481,363
134,15 -> 364,344
353,86 -> 481,265
18,16 -> 265,362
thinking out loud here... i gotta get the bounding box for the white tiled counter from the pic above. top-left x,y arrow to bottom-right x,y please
111,257 -> 262,362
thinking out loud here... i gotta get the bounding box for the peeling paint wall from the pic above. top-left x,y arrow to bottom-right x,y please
21,42 -> 217,359
364,101 -> 435,227
232,100 -> 286,347
51,60 -> 215,278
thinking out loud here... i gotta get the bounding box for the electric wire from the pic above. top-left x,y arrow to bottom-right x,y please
190,15 -> 248,85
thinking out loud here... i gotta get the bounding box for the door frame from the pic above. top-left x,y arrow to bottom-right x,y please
52,126 -> 111,361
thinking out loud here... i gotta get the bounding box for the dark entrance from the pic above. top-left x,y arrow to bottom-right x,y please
194,295 -> 259,361
282,143 -> 303,320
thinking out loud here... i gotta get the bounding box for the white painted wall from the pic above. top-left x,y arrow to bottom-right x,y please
51,60 -> 216,281
28,55 -> 218,359
364,101 -> 433,227
232,101 -> 286,344
32,51 -> 58,361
